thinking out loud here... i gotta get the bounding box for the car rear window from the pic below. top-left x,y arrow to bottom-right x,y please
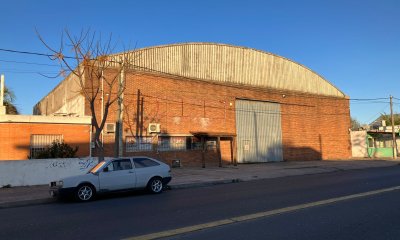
133,158 -> 160,168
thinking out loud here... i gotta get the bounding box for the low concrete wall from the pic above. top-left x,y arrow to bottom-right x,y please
0,158 -> 100,187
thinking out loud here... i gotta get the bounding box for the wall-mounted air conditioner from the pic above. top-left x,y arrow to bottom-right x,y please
148,123 -> 161,133
105,123 -> 116,133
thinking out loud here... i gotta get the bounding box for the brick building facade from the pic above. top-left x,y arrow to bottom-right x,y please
0,115 -> 91,160
34,43 -> 351,166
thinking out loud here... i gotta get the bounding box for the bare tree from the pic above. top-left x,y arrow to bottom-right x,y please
38,29 -> 132,161
350,117 -> 361,130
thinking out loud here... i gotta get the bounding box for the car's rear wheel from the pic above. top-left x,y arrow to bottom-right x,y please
147,177 -> 163,194
75,184 -> 95,201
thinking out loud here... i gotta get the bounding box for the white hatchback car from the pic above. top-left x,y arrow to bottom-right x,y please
49,157 -> 172,201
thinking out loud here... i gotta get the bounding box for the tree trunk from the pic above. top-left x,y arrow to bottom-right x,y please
94,128 -> 105,163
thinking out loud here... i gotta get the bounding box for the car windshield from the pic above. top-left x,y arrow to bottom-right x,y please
88,161 -> 107,174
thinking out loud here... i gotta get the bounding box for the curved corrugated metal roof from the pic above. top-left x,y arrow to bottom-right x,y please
113,42 -> 346,98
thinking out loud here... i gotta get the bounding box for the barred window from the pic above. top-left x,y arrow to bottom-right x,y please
191,137 -> 203,150
158,136 -> 187,151
30,134 -> 63,159
126,136 -> 153,152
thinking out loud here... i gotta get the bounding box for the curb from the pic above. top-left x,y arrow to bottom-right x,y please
0,198 -> 56,209
169,178 -> 242,189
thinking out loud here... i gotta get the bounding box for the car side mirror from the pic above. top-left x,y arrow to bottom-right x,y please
103,168 -> 109,172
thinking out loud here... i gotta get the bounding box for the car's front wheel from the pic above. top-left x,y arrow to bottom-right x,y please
75,184 -> 95,201
147,177 -> 163,194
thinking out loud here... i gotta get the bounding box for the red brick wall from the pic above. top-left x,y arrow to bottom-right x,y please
0,123 -> 90,160
86,71 -> 351,165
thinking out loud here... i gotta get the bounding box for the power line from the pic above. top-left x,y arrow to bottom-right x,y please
364,104 -> 390,124
0,70 -> 66,74
0,48 -> 55,58
0,47 -> 395,102
0,59 -> 59,67
350,101 -> 391,104
350,98 -> 389,101
116,92 -> 350,116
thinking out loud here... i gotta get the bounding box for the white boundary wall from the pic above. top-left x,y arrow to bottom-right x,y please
0,158 -> 101,187
351,130 -> 368,158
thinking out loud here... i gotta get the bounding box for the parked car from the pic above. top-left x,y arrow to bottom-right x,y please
49,157 -> 172,201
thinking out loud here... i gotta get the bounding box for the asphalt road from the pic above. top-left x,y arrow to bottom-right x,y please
1,166 -> 400,240
166,188 -> 400,240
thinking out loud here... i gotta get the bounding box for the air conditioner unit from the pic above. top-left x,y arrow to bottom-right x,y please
148,123 -> 161,133
105,123 -> 116,133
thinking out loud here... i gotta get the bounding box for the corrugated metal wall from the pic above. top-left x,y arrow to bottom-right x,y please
112,43 -> 346,98
235,100 -> 283,163
35,43 -> 347,115
33,74 -> 84,116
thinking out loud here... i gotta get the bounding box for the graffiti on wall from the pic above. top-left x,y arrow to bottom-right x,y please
46,161 -> 68,169
45,158 -> 95,170
78,159 -> 95,170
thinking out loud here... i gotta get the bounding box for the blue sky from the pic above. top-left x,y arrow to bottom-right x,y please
0,0 -> 399,124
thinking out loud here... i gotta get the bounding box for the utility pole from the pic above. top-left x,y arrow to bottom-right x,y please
115,62 -> 125,158
390,95 -> 397,159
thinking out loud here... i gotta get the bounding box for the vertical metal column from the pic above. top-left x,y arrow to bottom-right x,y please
217,137 -> 222,167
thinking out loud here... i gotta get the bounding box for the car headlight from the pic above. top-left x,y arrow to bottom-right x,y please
50,181 -> 63,187
57,181 -> 63,187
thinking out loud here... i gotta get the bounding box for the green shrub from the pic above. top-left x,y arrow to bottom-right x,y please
32,140 -> 79,159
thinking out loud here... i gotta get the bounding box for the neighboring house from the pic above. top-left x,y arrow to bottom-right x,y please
33,43 -> 351,166
366,131 -> 400,158
0,114 -> 91,160
370,116 -> 400,132
350,130 -> 399,158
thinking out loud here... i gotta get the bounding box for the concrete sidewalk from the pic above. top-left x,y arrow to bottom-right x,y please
1,160 -> 399,209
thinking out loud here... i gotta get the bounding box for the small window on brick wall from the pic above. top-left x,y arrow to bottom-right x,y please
158,136 -> 187,151
30,134 -> 63,159
126,136 -> 153,152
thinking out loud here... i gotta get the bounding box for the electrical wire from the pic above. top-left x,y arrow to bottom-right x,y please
90,91 -> 350,116
364,104 -> 390,124
0,70 -> 66,74
350,101 -> 391,104
350,98 -> 389,101
0,47 -> 396,103
0,59 -> 59,67
0,48 -> 56,58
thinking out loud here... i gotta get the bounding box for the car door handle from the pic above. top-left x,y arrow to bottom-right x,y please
129,171 -> 134,173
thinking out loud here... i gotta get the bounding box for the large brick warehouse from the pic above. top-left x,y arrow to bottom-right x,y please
33,43 -> 351,166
